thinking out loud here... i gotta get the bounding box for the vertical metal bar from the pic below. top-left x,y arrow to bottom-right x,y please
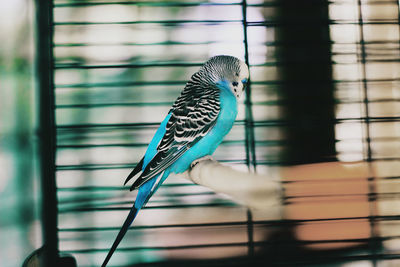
242,0 -> 257,172
242,0 -> 255,257
356,1 -> 378,266
35,0 -> 58,266
397,0 -> 400,64
357,1 -> 372,162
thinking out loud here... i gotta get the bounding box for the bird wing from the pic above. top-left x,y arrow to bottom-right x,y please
130,81 -> 220,190
124,157 -> 144,186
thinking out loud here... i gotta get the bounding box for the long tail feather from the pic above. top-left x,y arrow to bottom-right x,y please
101,205 -> 139,267
102,177 -> 158,266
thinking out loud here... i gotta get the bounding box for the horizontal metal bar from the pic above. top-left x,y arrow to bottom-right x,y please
332,0 -> 400,4
53,19 -> 243,26
54,57 -> 400,69
55,136 -> 400,150
55,61 -> 202,69
57,217 -> 399,234
56,143 -> 148,148
252,117 -> 400,125
57,121 -> 162,129
57,192 -> 400,213
283,192 -> 400,203
54,0 -> 400,8
53,40 -> 400,47
58,186 -> 125,191
58,194 -> 219,209
60,191 -> 214,200
54,78 -> 400,90
54,157 -> 400,172
55,160 -> 248,171
333,58 -> 400,64
60,240 -> 400,254
56,102 -> 173,108
54,1 -> 242,8
58,214 -> 400,234
56,80 -> 187,89
56,163 -> 135,171
55,116 -> 400,131
56,139 -> 248,149
58,181 -> 400,196
53,0 -> 400,7
277,60 -> 395,67
55,98 -> 400,110
63,241 -> 253,254
52,19 -> 400,27
247,19 -> 400,27
59,221 -> 251,232
333,78 -> 400,84
59,201 -> 237,213
54,40 -> 218,47
59,58 -> 400,69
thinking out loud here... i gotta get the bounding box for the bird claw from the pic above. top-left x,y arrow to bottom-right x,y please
190,155 -> 214,169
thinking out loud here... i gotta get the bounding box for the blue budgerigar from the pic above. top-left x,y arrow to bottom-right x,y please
102,55 -> 249,266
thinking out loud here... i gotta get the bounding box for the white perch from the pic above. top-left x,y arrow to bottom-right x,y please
181,159 -> 374,211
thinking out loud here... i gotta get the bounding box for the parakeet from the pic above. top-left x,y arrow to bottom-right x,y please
101,55 -> 249,266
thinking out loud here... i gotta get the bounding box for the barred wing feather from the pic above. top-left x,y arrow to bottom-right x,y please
130,82 -> 220,190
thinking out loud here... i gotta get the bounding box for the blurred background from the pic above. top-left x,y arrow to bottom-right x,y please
1,0 -> 400,266
0,1 -> 40,267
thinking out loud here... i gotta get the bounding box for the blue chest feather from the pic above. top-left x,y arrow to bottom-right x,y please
170,83 -> 237,173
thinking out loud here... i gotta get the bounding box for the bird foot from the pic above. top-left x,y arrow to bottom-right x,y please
190,155 -> 214,169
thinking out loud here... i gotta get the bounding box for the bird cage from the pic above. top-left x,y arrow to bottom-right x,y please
32,0 -> 400,266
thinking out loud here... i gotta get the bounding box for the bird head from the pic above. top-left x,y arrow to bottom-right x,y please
199,55 -> 250,99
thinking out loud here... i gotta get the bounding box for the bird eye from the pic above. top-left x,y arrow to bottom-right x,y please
232,82 -> 239,87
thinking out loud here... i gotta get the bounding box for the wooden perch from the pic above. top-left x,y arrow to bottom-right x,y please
185,159 -> 283,210
182,159 -> 373,211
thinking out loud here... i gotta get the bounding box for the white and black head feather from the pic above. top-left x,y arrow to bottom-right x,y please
196,55 -> 249,98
